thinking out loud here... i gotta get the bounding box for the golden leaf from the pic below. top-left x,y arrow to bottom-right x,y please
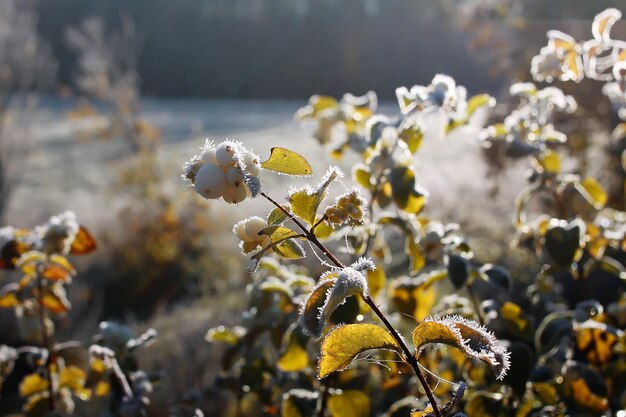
328,390 -> 370,417
261,147 -> 312,176
318,323 -> 400,378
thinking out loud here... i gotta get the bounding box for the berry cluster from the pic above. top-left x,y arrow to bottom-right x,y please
233,217 -> 272,254
324,190 -> 367,226
183,140 -> 262,204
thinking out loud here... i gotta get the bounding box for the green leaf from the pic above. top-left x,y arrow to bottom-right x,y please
313,220 -> 334,239
288,168 -> 339,225
274,239 -> 305,259
267,206 -> 290,226
328,390 -> 370,417
318,323 -> 400,378
261,147 -> 312,176
260,226 -> 301,242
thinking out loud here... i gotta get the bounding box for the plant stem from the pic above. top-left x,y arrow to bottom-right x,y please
36,263 -> 56,412
316,376 -> 332,417
466,282 -> 484,325
362,295 -> 443,417
260,191 -> 443,417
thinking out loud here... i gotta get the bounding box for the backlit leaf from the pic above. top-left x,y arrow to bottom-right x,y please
352,164 -> 372,189
388,167 -> 427,214
274,239 -> 305,259
205,326 -> 245,345
537,150 -> 560,174
328,390 -> 370,417
262,147 -> 312,176
399,124 -> 424,154
567,376 -> 608,412
282,389 -> 318,417
19,373 -> 48,397
318,323 -> 400,378
574,320 -> 619,365
277,324 -> 310,372
268,206 -> 290,226
299,279 -> 336,338
0,285 -> 19,308
466,94 -> 495,119
313,220 -> 333,239
42,287 -> 71,314
70,226 -> 97,255
580,177 -> 607,208
412,316 -> 510,380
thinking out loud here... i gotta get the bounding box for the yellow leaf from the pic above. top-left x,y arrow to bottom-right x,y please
205,326 -> 245,345
568,377 -> 608,412
389,167 -> 427,214
318,323 -> 400,378
289,191 -> 323,226
277,344 -> 309,372
580,177 -> 607,208
281,389 -> 318,417
466,94 -> 495,118
389,272 -> 444,321
399,124 -> 424,154
70,225 -> 97,255
0,289 -> 19,308
274,239 -> 305,259
313,220 -> 334,239
277,324 -> 310,372
412,316 -> 510,380
500,301 -> 531,335
261,147 -> 312,176
299,280 -> 336,337
95,381 -> 110,397
19,373 -> 48,397
366,267 -> 385,300
352,164 -> 372,189
411,405 -> 434,417
328,390 -> 370,417
537,150 -> 560,174
575,320 -> 618,365
531,382 -> 557,405
42,287 -> 70,314
310,95 -> 338,116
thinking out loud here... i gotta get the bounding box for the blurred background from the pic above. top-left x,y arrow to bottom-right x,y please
0,0 -> 625,415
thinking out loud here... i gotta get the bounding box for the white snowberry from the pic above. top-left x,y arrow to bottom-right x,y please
242,152 -> 261,177
194,163 -> 226,199
243,217 -> 268,240
222,182 -> 247,204
201,146 -> 218,164
225,167 -> 244,187
215,142 -> 238,168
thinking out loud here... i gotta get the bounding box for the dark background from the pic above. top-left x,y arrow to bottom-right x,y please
35,0 -> 626,99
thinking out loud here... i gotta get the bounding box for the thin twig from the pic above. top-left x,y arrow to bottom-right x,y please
466,282 -> 485,325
